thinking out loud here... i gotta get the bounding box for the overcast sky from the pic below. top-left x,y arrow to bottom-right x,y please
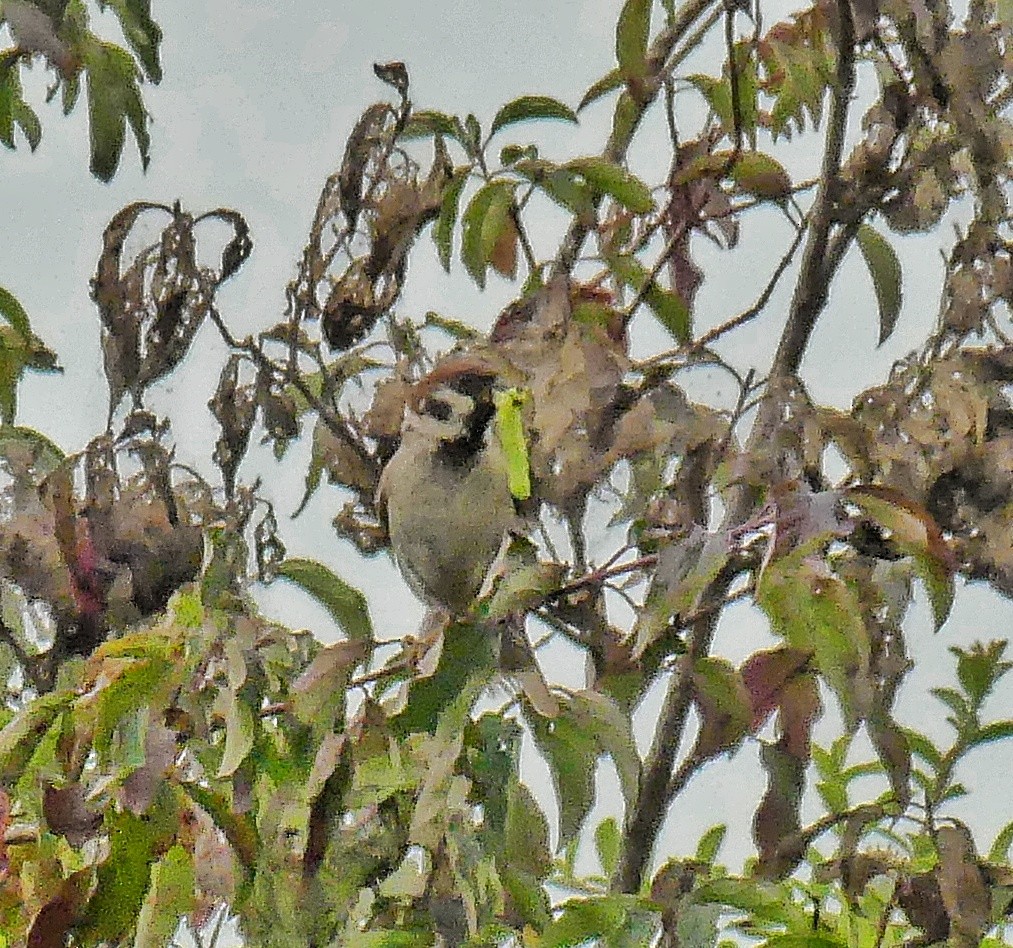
2,0 -> 1012,921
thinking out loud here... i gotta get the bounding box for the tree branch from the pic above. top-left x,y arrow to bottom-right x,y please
611,0 -> 859,894
769,0 -> 856,380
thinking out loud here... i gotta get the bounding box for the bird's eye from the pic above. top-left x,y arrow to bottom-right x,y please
425,398 -> 452,421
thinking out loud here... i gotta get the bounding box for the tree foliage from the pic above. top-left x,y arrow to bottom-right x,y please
2,0 -> 1013,945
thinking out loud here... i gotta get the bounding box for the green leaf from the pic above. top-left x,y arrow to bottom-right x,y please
399,109 -> 462,142
596,816 -> 622,878
345,933 -> 433,947
729,152 -> 792,201
514,158 -> 595,219
901,727 -> 942,771
951,640 -> 1011,708
461,180 -> 515,289
432,168 -> 468,272
83,38 -> 150,181
0,287 -> 32,346
611,89 -> 640,147
377,848 -> 431,900
695,823 -> 727,865
970,719 -> 1013,749
62,71 -> 80,114
579,67 -> 624,112
566,156 -> 655,213
501,866 -> 552,929
616,0 -> 651,85
80,800 -> 180,943
0,424 -> 65,474
276,557 -> 374,643
0,61 -> 41,151
756,545 -> 869,729
422,310 -> 480,340
13,96 -> 40,150
493,387 -> 531,500
529,690 -> 639,844
542,895 -> 631,947
692,656 -> 753,758
763,937 -> 846,948
0,690 -> 71,781
391,620 -> 497,737
505,781 -> 551,878
855,223 -> 902,346
490,95 -> 578,137
608,252 -> 691,342
101,0 -> 163,82
180,782 -> 258,870
988,819 -> 1013,863
528,703 -> 596,844
134,844 -> 196,948
499,143 -> 533,165
686,74 -> 734,130
694,877 -> 804,926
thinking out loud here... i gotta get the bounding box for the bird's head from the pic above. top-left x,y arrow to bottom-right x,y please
403,356 -> 501,465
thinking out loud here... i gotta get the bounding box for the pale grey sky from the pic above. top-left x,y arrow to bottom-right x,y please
2,1 -> 1012,923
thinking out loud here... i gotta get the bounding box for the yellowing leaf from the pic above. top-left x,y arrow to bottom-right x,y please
461,181 -> 516,289
494,387 -> 531,500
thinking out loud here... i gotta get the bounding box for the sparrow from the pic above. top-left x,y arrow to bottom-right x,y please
376,357 -> 517,614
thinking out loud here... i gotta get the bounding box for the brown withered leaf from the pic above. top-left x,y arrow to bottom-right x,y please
313,418 -> 377,494
339,102 -> 395,234
897,871 -> 950,944
740,646 -> 813,732
936,822 -> 991,948
753,737 -> 806,879
209,354 -> 256,498
776,672 -> 822,760
121,716 -> 179,815
27,868 -> 95,948
93,202 -> 251,414
43,783 -> 102,847
363,375 -> 412,442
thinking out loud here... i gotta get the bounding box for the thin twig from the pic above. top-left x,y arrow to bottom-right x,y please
206,306 -> 379,480
692,216 -> 808,350
553,0 -> 723,276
